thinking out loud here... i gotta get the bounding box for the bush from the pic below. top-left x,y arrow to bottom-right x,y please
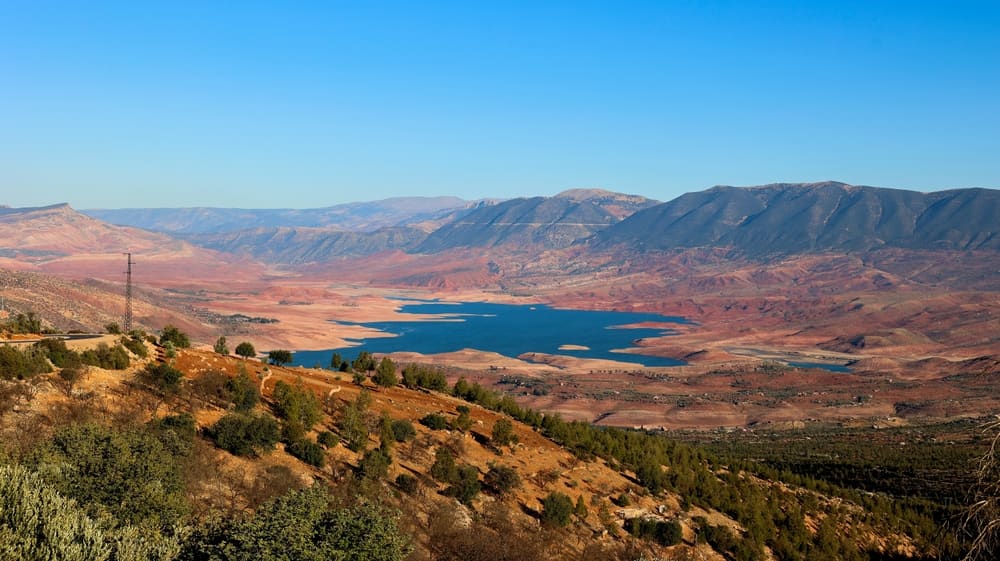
225,370 -> 260,412
452,405 -> 472,432
210,413 -> 281,457
484,464 -> 521,497
235,341 -> 256,360
35,338 -> 82,368
120,334 -> 148,358
395,473 -> 419,494
540,492 -> 574,527
430,447 -> 458,483
0,344 -> 52,379
80,343 -> 130,370
447,464 -> 481,505
158,325 -> 190,348
374,357 -> 397,387
213,336 -> 229,355
287,437 -> 326,468
491,418 -> 518,447
391,419 -> 416,442
360,447 -> 392,480
139,362 -> 184,393
318,430 -> 340,448
267,349 -> 293,366
625,517 -> 683,546
420,413 -> 448,430
272,379 -> 321,431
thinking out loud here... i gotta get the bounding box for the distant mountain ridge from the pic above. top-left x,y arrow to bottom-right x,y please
185,226 -> 428,265
592,181 -> 1000,254
416,189 -> 659,252
83,196 -> 476,234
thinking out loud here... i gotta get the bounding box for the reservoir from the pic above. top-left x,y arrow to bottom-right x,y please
292,301 -> 691,368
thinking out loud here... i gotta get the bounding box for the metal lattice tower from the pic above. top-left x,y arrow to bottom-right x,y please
123,252 -> 134,333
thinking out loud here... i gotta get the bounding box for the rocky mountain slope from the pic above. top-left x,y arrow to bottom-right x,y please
416,189 -> 658,252
592,181 -> 1000,254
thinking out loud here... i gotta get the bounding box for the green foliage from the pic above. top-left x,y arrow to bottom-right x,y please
491,418 -> 517,447
352,370 -> 366,385
180,485 -> 410,561
267,349 -> 293,366
35,338 -> 81,368
484,463 -> 521,497
105,322 -> 122,334
119,334 -> 148,358
5,312 -> 43,334
452,405 -> 472,432
210,412 -> 281,457
79,343 -> 130,370
0,463 -> 113,561
395,473 -> 419,494
373,356 -> 397,387
540,492 -> 574,527
446,464 -> 481,505
420,413 -> 448,430
360,447 -> 392,480
338,392 -> 371,453
158,325 -> 190,349
272,379 -> 321,436
29,422 -> 190,530
574,495 -> 588,520
330,352 -> 343,370
213,336 -> 228,355
286,437 -> 326,468
351,350 -> 376,373
400,363 -> 448,391
317,430 -> 339,449
234,341 -> 256,359
391,419 -> 416,442
625,517 -> 683,546
138,362 -> 184,393
0,344 -> 52,380
225,370 -> 260,412
430,447 -> 458,483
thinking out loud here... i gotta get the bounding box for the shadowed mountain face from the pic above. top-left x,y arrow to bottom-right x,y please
416,189 -> 658,252
184,226 -> 428,265
592,182 -> 1000,254
83,196 -> 474,234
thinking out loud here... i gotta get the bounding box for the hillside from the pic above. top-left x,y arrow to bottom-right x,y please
416,190 -> 657,252
84,196 -> 475,234
592,182 -> 1000,255
184,226 -> 428,265
0,334 -> 953,561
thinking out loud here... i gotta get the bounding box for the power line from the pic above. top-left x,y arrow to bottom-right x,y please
123,252 -> 134,333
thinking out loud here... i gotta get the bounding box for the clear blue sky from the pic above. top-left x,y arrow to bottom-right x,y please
2,1 -> 998,209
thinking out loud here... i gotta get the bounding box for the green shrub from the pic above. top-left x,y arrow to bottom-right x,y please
540,492 -> 574,527
420,413 -> 448,430
391,419 -> 416,442
0,344 -> 52,379
318,430 -> 340,448
446,464 -> 481,505
287,437 -> 326,468
430,447 -> 457,483
225,370 -> 260,412
395,474 -> 419,494
625,517 -> 683,546
210,412 -> 281,457
139,362 -> 184,393
491,418 -> 518,447
158,325 -> 190,348
120,334 -> 148,358
484,463 -> 521,497
360,447 -> 392,480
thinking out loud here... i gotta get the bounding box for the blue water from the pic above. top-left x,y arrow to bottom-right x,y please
292,301 -> 692,368
787,361 -> 852,373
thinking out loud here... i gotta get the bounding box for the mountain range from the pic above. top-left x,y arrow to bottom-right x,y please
4,182 -> 999,272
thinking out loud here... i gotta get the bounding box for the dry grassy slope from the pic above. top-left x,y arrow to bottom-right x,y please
169,348 -> 917,559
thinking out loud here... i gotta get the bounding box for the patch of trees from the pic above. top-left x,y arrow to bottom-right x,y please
2,311 -> 43,334
624,517 -> 682,546
159,325 -> 191,349
400,363 -> 448,391
0,343 -> 52,379
209,412 -> 281,457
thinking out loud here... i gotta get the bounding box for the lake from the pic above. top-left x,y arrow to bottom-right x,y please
292,300 -> 692,368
